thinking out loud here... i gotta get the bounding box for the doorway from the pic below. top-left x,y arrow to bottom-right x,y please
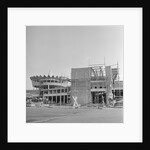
91,91 -> 106,104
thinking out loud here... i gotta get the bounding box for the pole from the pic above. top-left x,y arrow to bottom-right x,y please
75,72 -> 77,97
89,65 -> 91,104
104,57 -> 108,105
48,69 -> 50,76
60,77 -> 62,105
117,62 -> 120,99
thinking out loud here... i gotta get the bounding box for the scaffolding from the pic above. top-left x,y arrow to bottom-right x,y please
88,63 -> 106,104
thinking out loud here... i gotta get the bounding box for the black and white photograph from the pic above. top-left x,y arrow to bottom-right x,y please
26,26 -> 124,123
7,8 -> 142,142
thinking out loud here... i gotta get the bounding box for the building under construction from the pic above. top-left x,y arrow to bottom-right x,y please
29,64 -> 123,105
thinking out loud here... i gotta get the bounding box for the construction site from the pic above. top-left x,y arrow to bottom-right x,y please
26,26 -> 124,123
27,63 -> 123,107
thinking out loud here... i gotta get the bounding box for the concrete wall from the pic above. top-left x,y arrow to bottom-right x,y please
71,67 -> 90,79
91,81 -> 106,89
114,81 -> 123,89
71,68 -> 91,105
105,66 -> 113,104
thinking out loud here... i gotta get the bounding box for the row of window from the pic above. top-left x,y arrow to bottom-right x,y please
112,90 -> 123,96
91,86 -> 106,89
40,80 -> 66,83
41,85 -> 68,89
43,88 -> 68,94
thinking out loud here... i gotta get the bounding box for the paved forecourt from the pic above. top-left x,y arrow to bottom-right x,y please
26,106 -> 123,123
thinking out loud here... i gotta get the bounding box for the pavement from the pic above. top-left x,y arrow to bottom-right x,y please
26,106 -> 123,123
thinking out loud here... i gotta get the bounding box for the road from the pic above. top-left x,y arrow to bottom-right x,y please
26,106 -> 123,123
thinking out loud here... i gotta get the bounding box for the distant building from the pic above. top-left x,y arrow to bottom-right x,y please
26,89 -> 39,98
29,75 -> 71,105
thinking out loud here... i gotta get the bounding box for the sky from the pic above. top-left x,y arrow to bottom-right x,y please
26,26 -> 123,90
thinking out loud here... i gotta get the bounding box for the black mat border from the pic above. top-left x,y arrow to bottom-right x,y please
1,1 -> 149,147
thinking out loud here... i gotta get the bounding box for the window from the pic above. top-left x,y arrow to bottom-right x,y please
43,85 -> 48,89
53,90 -> 56,94
49,90 -> 52,94
44,91 -> 48,94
